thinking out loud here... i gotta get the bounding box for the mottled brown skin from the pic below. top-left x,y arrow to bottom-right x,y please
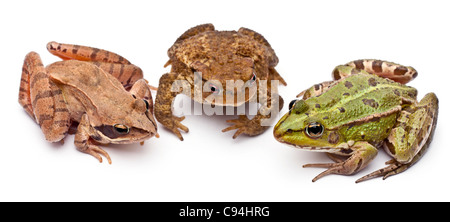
19,42 -> 157,163
156,24 -> 286,140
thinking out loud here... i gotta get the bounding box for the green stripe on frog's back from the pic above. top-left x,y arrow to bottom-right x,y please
305,74 -> 416,130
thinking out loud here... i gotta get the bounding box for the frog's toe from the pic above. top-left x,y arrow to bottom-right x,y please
81,144 -> 112,164
163,116 -> 189,141
303,162 -> 347,182
174,116 -> 189,133
222,115 -> 249,139
355,160 -> 407,183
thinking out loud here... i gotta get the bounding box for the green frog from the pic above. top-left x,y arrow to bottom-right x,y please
273,59 -> 439,183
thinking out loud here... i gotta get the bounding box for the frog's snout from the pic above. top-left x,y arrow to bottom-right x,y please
273,113 -> 289,141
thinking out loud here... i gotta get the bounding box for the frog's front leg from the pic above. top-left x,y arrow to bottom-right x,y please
222,90 -> 284,139
75,114 -> 111,164
19,52 -> 70,142
356,93 -> 439,183
155,73 -> 189,141
303,141 -> 378,182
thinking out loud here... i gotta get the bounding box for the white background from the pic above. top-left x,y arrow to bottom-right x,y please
0,0 -> 449,201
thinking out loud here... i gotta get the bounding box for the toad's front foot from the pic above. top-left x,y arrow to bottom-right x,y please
222,115 -> 269,139
160,116 -> 189,141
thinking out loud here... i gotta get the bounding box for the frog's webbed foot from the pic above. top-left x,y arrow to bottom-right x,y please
75,114 -> 112,164
222,115 -> 269,139
162,116 -> 189,141
355,159 -> 408,183
303,142 -> 378,182
76,140 -> 112,164
303,162 -> 350,182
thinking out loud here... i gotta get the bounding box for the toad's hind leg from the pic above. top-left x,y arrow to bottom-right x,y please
165,23 -> 216,67
337,59 -> 417,84
47,41 -> 144,90
19,52 -> 70,142
238,27 -> 286,86
356,93 -> 439,183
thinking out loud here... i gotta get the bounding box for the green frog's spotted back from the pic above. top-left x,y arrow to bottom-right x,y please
274,59 -> 439,183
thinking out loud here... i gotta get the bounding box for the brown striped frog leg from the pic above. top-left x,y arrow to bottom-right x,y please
274,60 -> 439,182
19,42 -> 158,163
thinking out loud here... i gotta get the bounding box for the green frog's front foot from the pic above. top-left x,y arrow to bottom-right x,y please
303,141 -> 378,182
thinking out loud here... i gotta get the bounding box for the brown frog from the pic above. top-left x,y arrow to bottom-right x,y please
156,24 -> 286,140
18,42 -> 158,163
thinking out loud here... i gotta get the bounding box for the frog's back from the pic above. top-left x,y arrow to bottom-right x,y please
46,60 -> 131,121
306,73 -> 417,129
47,60 -> 126,95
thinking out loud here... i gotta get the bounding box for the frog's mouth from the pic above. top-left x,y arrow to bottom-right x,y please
109,131 -> 156,144
275,136 -> 352,155
93,126 -> 156,144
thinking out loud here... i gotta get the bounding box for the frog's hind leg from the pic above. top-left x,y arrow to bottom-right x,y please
343,59 -> 417,84
165,23 -> 216,68
47,41 -> 131,64
47,41 -> 144,90
238,27 -> 286,86
19,52 -> 70,142
356,93 -> 439,183
19,53 -> 35,118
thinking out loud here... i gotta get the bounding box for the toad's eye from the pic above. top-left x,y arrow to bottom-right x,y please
114,124 -> 130,134
288,100 -> 298,110
249,72 -> 257,84
210,83 -> 220,94
305,122 -> 324,138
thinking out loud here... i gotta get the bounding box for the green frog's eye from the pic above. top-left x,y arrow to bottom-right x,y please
305,122 -> 324,138
289,100 -> 298,110
114,124 -> 130,134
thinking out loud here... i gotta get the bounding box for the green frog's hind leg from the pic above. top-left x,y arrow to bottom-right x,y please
356,93 -> 439,183
343,59 -> 418,84
47,41 -> 143,90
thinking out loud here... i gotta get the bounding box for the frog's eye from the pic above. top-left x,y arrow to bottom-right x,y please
209,83 -> 220,94
143,99 -> 150,110
305,122 -> 324,138
288,99 -> 298,110
114,124 -> 130,134
249,72 -> 257,85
